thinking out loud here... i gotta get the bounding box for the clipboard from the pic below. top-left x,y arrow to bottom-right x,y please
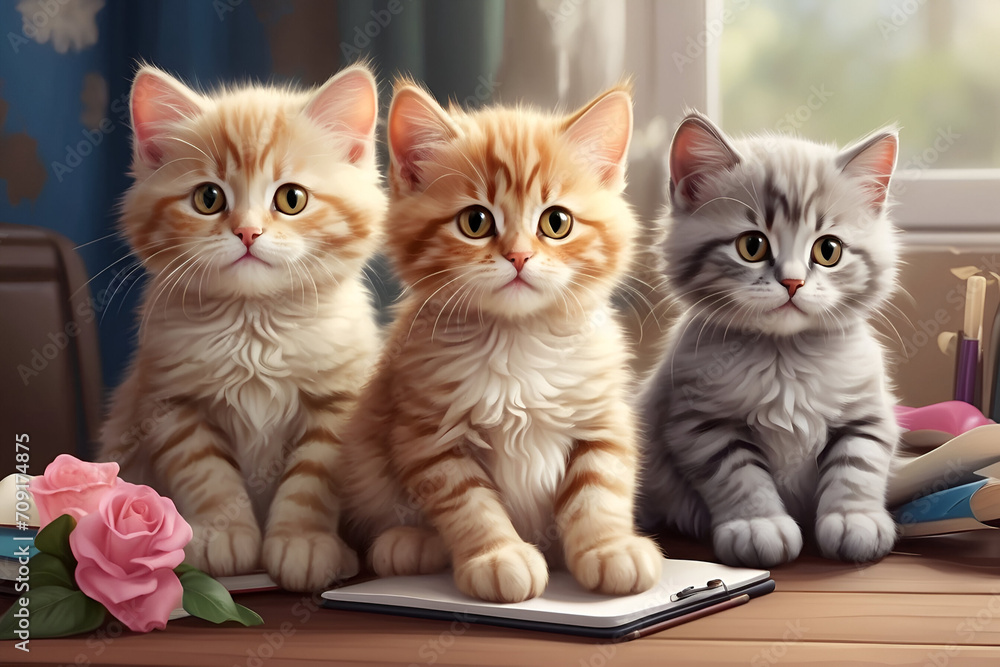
321,557 -> 774,640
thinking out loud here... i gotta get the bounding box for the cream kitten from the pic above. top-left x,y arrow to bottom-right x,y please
99,64 -> 385,592
341,81 -> 663,603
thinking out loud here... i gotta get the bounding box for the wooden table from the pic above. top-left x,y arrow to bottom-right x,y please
4,534 -> 1000,666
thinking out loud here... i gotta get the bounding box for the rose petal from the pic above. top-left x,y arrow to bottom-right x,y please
108,483 -> 165,537
147,504 -> 192,553
118,509 -> 150,535
29,455 -> 120,527
36,455 -> 119,492
105,569 -> 183,633
70,480 -> 193,633
75,559 -> 159,605
70,513 -> 131,579
131,547 -> 187,571
116,492 -> 163,534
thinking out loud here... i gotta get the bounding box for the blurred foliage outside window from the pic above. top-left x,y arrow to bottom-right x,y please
720,0 -> 1000,170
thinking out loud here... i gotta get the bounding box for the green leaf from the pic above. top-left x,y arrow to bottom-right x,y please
233,603 -> 264,626
179,569 -> 262,626
0,586 -> 106,640
173,562 -> 197,576
28,553 -> 75,589
34,515 -> 77,572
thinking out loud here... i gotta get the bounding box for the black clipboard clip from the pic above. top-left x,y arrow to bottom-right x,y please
670,578 -> 726,602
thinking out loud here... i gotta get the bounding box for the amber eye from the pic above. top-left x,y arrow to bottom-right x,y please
538,206 -> 573,240
457,205 -> 495,239
192,183 -> 226,215
812,235 -> 843,267
736,231 -> 770,262
274,184 -> 307,215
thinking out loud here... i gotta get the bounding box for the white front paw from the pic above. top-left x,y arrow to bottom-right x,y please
816,508 -> 897,562
569,534 -> 663,595
713,516 -> 802,568
370,526 -> 449,576
453,541 -> 548,603
262,530 -> 359,592
185,521 -> 261,577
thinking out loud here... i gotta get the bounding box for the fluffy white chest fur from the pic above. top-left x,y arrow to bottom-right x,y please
127,282 -> 378,510
425,309 -> 624,544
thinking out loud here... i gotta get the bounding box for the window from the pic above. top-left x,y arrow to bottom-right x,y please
699,0 -> 1000,241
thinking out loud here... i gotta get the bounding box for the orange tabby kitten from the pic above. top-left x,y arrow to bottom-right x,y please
99,64 -> 385,591
342,81 -> 663,603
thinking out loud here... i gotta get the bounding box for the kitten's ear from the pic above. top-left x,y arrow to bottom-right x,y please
130,66 -> 205,168
837,130 -> 898,209
387,85 -> 458,192
669,113 -> 741,211
304,65 -> 379,165
562,88 -> 632,189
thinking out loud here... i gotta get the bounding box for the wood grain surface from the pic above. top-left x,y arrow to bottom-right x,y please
3,534 -> 1000,666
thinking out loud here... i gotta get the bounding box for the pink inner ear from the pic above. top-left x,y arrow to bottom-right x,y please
388,88 -> 455,190
563,90 -> 632,186
847,135 -> 897,207
868,147 -> 895,205
669,118 -> 740,208
304,68 -> 378,164
670,123 -> 705,202
131,70 -> 202,167
393,143 -> 424,189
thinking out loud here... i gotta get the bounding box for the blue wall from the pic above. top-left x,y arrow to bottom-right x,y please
0,0 -> 502,400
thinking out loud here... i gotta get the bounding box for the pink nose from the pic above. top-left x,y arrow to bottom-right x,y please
780,278 -> 805,297
234,226 -> 262,247
505,251 -> 532,273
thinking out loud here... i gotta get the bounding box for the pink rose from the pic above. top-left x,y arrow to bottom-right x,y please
28,454 -> 121,526
70,482 -> 193,632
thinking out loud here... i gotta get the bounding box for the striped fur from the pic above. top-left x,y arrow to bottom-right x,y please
640,113 -> 901,567
342,82 -> 662,603
99,65 -> 385,591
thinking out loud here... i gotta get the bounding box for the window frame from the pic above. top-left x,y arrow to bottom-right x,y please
670,0 -> 1000,246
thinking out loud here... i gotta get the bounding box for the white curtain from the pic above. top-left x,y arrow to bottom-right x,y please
496,0 -> 715,373
496,0 -> 712,223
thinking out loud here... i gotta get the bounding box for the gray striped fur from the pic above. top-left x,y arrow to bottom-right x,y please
640,114 -> 901,567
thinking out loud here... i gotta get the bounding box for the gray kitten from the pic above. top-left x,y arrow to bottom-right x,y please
640,112 -> 901,567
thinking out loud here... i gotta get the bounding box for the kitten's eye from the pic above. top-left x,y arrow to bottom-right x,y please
812,236 -> 843,267
192,183 -> 226,215
274,184 -> 307,215
457,205 -> 495,239
538,206 -> 573,240
736,231 -> 770,262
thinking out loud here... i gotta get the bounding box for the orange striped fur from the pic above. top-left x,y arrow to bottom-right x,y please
99,64 -> 385,592
342,82 -> 662,603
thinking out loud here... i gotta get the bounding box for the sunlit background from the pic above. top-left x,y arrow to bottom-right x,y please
721,0 -> 1000,168
2,0 -> 1000,457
